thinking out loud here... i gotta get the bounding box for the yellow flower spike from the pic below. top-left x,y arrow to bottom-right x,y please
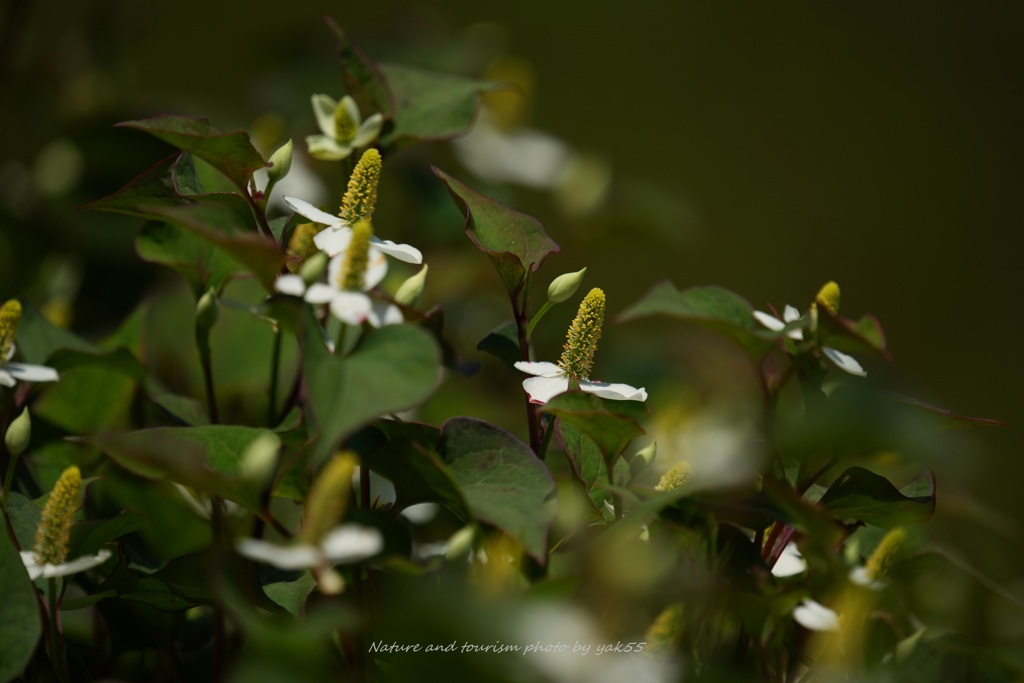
286,222 -> 321,271
34,466 -> 81,565
865,527 -> 907,582
333,101 -> 358,145
655,461 -> 691,492
339,148 -> 382,223
816,281 -> 841,316
299,452 -> 359,545
0,299 -> 22,360
338,220 -> 374,292
558,287 -> 605,381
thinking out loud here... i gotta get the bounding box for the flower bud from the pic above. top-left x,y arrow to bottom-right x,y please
5,407 -> 31,456
630,441 -> 656,481
299,251 -> 329,285
239,431 -> 280,484
394,265 -> 428,307
546,267 -> 587,304
266,139 -> 293,185
195,288 -> 219,332
299,452 -> 358,544
445,525 -> 476,563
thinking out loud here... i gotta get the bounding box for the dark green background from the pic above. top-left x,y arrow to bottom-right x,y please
1,0 -> 1021,616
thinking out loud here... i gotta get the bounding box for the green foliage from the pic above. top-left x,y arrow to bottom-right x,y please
0,528 -> 41,683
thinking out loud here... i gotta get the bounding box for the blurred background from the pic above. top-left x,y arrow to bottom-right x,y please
1,0 -> 1021,644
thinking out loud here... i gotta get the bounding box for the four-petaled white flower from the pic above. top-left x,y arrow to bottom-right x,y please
274,244 -> 403,328
307,94 -> 384,162
793,598 -> 840,632
753,305 -> 866,377
513,361 -> 648,405
282,195 -> 423,263
20,548 -> 111,580
0,344 -> 60,388
236,524 -> 383,570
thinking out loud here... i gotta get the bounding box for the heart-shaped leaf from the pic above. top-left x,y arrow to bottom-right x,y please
0,527 -> 41,683
302,316 -> 441,466
434,168 -> 559,295
116,115 -> 265,191
437,417 -> 556,562
618,281 -> 773,360
820,467 -> 936,528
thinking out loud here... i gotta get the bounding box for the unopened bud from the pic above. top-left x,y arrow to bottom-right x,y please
195,288 -> 219,332
630,441 -> 656,481
546,267 -> 586,304
240,431 -> 280,484
299,251 -> 329,285
299,452 -> 358,544
267,139 -> 293,184
445,525 -> 476,563
5,407 -> 31,457
395,265 -> 428,306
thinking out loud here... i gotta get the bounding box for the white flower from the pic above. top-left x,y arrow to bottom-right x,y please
0,344 -> 59,388
772,541 -> 807,578
753,306 -> 866,377
453,110 -> 573,190
236,524 -> 383,570
273,246 -> 403,328
306,94 -> 383,161
20,548 -> 111,580
793,598 -> 840,632
513,361 -> 647,405
282,195 -> 422,263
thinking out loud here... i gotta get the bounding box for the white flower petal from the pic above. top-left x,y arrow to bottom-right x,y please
339,96 -> 363,129
352,113 -> 384,148
0,369 -> 15,388
237,538 -> 322,569
783,305 -> 802,323
274,274 -> 307,297
513,361 -> 564,377
313,226 -> 355,256
580,380 -> 648,402
306,134 -> 353,161
303,283 -> 338,305
794,599 -> 840,632
311,94 -> 339,138
822,347 -> 867,377
320,525 -> 384,564
4,362 -> 59,383
329,291 -> 373,325
522,375 -> 570,404
372,302 -> 404,327
400,502 -> 440,525
848,566 -> 874,587
283,196 -> 344,228
369,236 -> 423,265
771,542 -> 807,578
22,549 -> 112,580
753,310 -> 786,331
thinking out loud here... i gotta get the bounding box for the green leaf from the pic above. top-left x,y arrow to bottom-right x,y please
0,526 -> 41,683
86,154 -> 283,291
434,168 -> 559,295
618,281 -> 773,360
820,467 -> 936,528
81,426 -> 281,512
437,417 -> 556,562
116,115 -> 265,190
70,512 -> 148,557
361,435 -> 465,511
882,392 -> 1006,431
137,222 -> 245,295
263,572 -> 316,617
818,308 -> 890,358
34,348 -> 140,432
330,22 -> 394,120
14,301 -> 97,365
541,391 -> 645,466
6,492 -> 41,550
556,421 -> 629,514
381,64 -> 500,146
476,320 -> 520,367
302,317 -> 441,465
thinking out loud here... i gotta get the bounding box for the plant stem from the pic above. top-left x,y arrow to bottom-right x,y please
197,334 -> 219,424
537,416 -> 556,462
267,326 -> 282,426
47,578 -> 70,683
512,275 -> 542,454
